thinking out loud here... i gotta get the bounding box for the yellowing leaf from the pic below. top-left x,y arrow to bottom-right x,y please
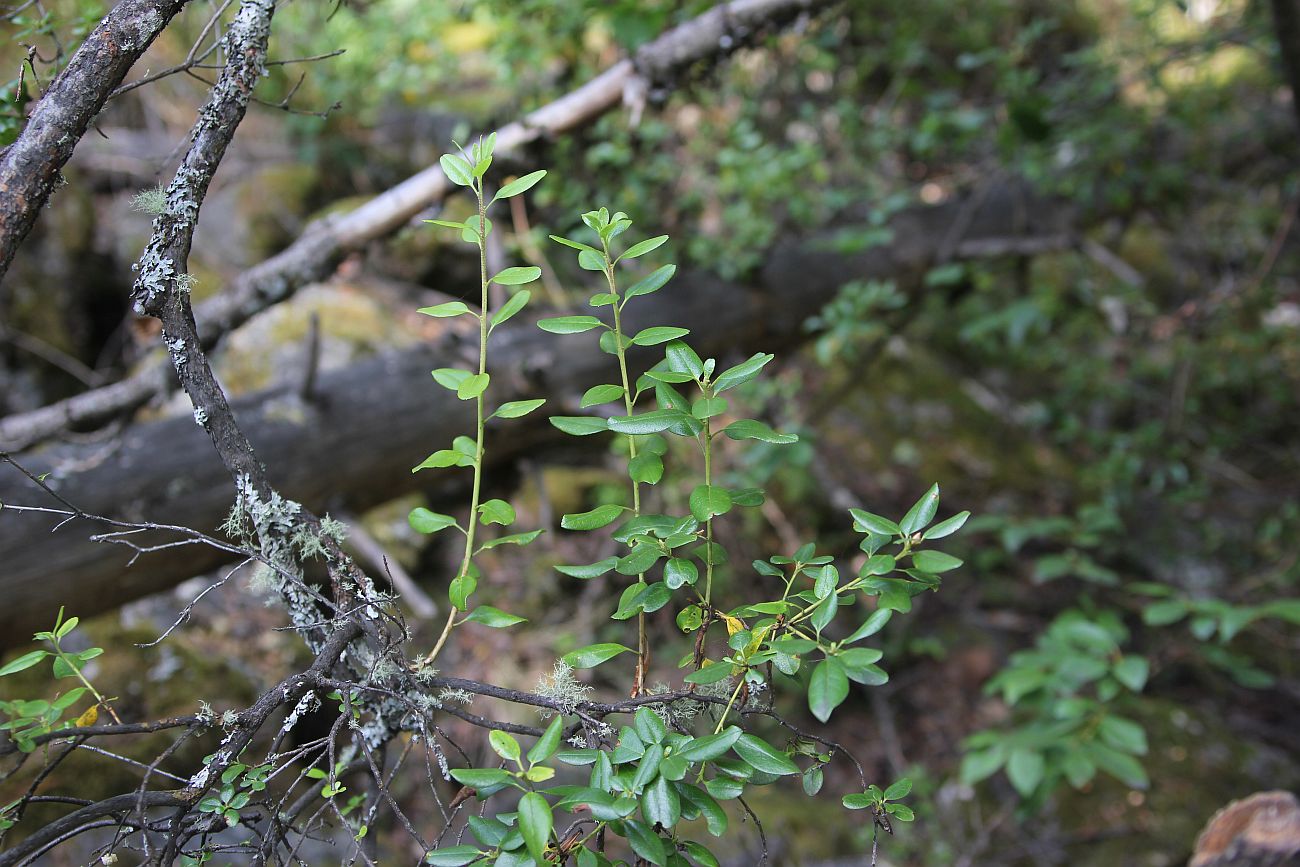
75,704 -> 99,727
721,614 -> 746,636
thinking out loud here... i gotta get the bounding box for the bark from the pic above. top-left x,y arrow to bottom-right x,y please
0,0 -> 191,280
0,183 -> 1072,644
1190,791 -> 1300,867
0,0 -> 833,453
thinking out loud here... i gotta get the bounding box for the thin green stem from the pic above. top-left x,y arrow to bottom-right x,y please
52,639 -> 120,724
604,255 -> 648,694
425,183 -> 491,668
703,418 -> 714,607
712,676 -> 747,734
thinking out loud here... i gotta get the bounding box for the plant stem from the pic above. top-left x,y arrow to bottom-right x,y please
424,184 -> 491,668
703,418 -> 714,607
606,258 -> 648,696
52,639 -> 121,724
713,676 -> 747,734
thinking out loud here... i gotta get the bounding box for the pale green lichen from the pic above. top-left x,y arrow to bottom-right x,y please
130,183 -> 168,215
319,515 -> 348,545
535,661 -> 592,718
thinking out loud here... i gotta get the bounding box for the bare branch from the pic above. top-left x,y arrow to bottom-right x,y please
0,0 -> 193,280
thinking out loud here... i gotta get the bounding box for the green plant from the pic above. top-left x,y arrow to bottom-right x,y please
0,607 -> 113,753
196,759 -> 273,827
408,140 -> 969,865
406,134 -> 549,667
959,607 -> 1151,805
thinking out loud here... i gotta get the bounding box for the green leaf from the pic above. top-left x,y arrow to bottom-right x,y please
563,643 -> 634,669
683,662 -> 733,685
923,510 -> 970,540
517,791 -> 552,864
691,397 -> 727,420
838,647 -> 885,676
0,650 -> 48,677
417,301 -> 475,318
561,503 -> 627,531
478,499 -> 516,526
608,409 -> 693,436
842,793 -> 874,810
886,803 -> 915,821
424,218 -> 465,230
723,419 -> 797,444
704,776 -> 744,801
1088,742 -> 1149,788
960,746 -> 1006,785
620,235 -> 669,261
625,264 -> 676,300
492,399 -> 546,420
460,215 -> 492,243
457,373 -> 490,400
844,609 -> 893,643
677,727 -> 742,762
1262,598 -> 1300,624
628,452 -> 664,485
550,416 -> 608,436
491,266 -> 542,286
1099,715 -> 1148,755
899,484 -> 940,535
425,846 -> 485,866
489,290 -> 530,332
849,509 -> 902,536
1143,599 -> 1188,626
537,315 -> 604,334
642,774 -> 682,829
809,658 -> 850,722
549,234 -> 600,255
528,715 -> 565,765
449,573 -> 476,610
664,558 -> 698,589
431,368 -> 473,391
440,153 -> 473,186
580,384 -> 626,408
682,840 -> 721,867
579,248 -> 605,270
665,340 -> 704,378
409,508 -> 458,535
883,778 -> 913,800
632,326 -> 690,346
412,450 -> 468,471
912,550 -> 964,573
465,606 -> 526,628
689,485 -> 733,522
490,730 -> 522,763
712,353 -> 774,393
492,170 -> 547,202
634,707 -> 668,745
1113,656 -> 1149,691
478,529 -> 544,550
733,734 -> 800,775
556,557 -> 619,579
622,819 -> 666,865
1007,749 -> 1045,796
449,767 -> 512,789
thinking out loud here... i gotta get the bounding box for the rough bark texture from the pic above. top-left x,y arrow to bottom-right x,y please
0,0 -> 191,281
1190,791 -> 1300,867
0,184 -> 1073,643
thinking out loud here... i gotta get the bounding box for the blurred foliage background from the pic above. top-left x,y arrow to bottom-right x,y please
2,0 -> 1298,864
